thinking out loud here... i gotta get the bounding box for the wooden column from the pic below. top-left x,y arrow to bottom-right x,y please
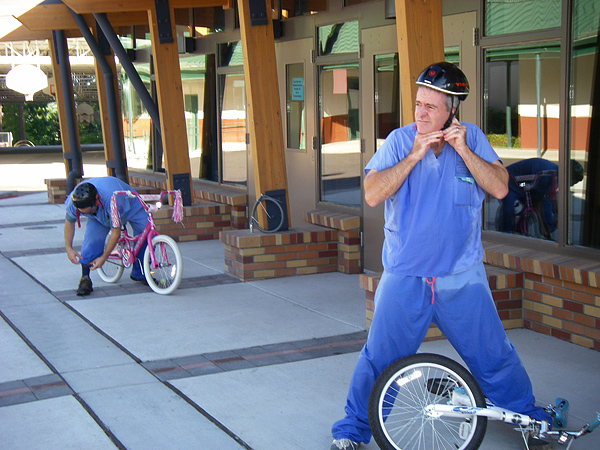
237,0 -> 290,226
148,4 -> 192,204
395,0 -> 445,125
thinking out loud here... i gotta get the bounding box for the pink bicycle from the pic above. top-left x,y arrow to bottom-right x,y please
97,190 -> 184,295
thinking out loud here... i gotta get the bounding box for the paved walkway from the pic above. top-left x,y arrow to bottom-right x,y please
0,155 -> 599,450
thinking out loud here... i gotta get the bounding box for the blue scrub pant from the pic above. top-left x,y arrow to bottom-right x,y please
332,263 -> 551,444
79,213 -> 148,279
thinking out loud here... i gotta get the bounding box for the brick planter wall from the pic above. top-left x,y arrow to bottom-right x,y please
219,226 -> 339,281
483,241 -> 600,352
303,209 -> 362,274
153,202 -> 231,242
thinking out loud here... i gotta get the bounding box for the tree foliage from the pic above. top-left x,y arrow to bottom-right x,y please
1,102 -> 103,146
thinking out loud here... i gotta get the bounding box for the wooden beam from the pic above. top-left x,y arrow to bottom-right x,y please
395,0 -> 444,125
237,0 -> 289,225
17,4 -> 78,31
0,28 -> 56,43
63,0 -> 229,14
148,5 -> 193,202
17,4 -> 150,32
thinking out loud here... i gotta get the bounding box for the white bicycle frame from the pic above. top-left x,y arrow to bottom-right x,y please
426,404 -> 544,429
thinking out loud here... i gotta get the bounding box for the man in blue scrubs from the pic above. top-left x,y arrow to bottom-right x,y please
329,62 -> 551,450
64,176 -> 149,295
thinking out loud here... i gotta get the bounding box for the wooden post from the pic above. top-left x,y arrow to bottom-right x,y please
148,4 -> 193,204
237,0 -> 290,227
395,0 -> 445,125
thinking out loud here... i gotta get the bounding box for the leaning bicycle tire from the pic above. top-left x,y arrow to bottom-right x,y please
250,195 -> 285,233
368,353 -> 487,450
143,234 -> 183,295
97,241 -> 125,283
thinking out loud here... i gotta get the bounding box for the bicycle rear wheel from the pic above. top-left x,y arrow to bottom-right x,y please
143,235 -> 183,295
98,241 -> 125,283
368,353 -> 487,450
250,195 -> 285,233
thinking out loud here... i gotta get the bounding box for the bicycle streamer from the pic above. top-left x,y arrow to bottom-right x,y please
109,190 -> 184,227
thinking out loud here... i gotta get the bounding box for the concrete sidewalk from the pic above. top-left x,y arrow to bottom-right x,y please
0,188 -> 599,450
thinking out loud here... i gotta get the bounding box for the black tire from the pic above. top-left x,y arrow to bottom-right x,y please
368,353 -> 487,450
250,194 -> 285,233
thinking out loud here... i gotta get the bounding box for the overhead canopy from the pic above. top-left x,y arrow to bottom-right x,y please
1,0 -> 232,41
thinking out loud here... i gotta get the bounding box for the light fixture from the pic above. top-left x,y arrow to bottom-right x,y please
5,64 -> 48,101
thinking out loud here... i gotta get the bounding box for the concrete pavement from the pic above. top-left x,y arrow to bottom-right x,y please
0,160 -> 599,449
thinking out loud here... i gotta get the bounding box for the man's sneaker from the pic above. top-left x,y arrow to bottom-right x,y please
76,276 -> 93,296
330,439 -> 360,450
130,274 -> 148,285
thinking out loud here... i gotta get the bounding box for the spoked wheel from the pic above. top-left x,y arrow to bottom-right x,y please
143,235 -> 183,295
97,241 -> 125,283
524,210 -> 541,238
368,353 -> 487,450
250,194 -> 285,233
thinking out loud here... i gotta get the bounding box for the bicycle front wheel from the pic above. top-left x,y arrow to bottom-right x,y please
98,241 -> 125,283
143,235 -> 183,295
368,353 -> 487,450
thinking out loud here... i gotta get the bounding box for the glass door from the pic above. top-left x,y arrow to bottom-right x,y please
318,62 -> 361,207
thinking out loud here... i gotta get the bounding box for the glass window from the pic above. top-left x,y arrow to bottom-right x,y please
218,41 -> 244,67
286,63 -> 305,150
219,73 -> 247,186
317,21 -> 359,56
318,63 -> 361,207
483,43 -> 561,240
181,54 -> 219,181
485,0 -> 561,36
374,53 -> 400,150
122,67 -> 154,170
570,0 -> 599,248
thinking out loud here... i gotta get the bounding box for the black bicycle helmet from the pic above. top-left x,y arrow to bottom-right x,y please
416,62 -> 469,129
416,62 -> 470,98
71,182 -> 98,209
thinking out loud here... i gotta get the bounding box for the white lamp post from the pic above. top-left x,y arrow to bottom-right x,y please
5,64 -> 48,101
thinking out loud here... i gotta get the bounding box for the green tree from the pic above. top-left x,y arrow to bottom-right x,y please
1,102 -> 60,145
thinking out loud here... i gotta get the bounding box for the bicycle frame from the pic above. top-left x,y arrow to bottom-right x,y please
426,402 -> 599,447
112,220 -> 161,269
107,190 -> 183,270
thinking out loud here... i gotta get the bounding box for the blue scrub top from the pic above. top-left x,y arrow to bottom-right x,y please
365,122 -> 500,277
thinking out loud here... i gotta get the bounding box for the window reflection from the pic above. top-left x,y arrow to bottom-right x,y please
572,0 -> 599,247
286,63 -> 305,150
374,54 -> 400,150
319,63 -> 361,207
483,43 -> 561,240
220,73 -> 247,186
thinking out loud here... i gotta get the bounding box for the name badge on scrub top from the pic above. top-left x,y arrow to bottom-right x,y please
454,158 -> 474,205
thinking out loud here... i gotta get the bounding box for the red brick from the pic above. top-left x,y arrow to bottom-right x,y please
563,300 -> 584,314
551,328 -> 571,342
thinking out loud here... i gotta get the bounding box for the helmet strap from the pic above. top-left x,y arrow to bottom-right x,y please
442,105 -> 459,130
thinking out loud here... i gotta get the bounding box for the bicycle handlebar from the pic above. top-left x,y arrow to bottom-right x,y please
588,414 -> 600,433
109,190 -> 184,228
